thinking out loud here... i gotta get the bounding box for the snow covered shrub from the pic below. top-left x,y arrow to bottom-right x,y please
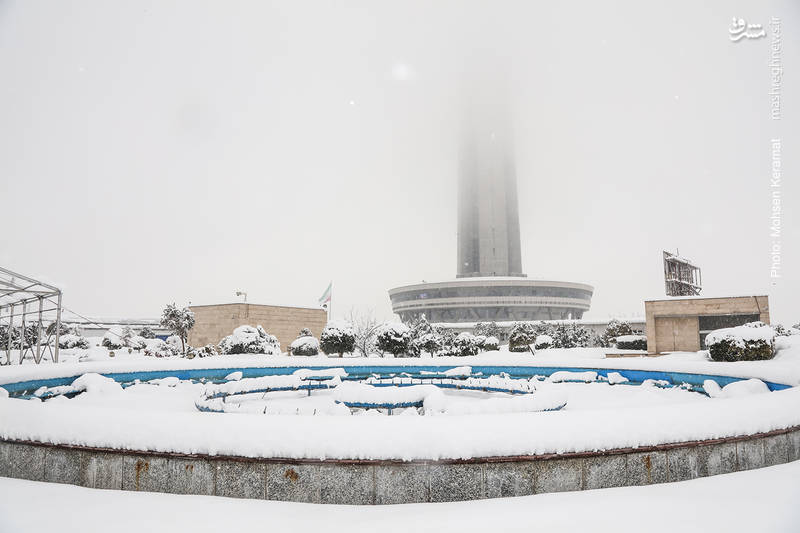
550,323 -> 592,348
120,326 -> 136,346
615,334 -> 647,350
319,322 -> 355,356
473,334 -> 487,349
291,335 -> 320,356
534,334 -> 553,350
185,344 -> 219,359
773,324 -> 800,337
452,332 -> 480,356
0,325 -> 19,349
128,335 -> 148,351
483,336 -> 500,351
411,332 -> 443,356
218,325 -> 281,355
144,339 -> 180,358
376,322 -> 410,356
160,303 -> 195,354
297,327 -> 313,338
600,319 -> 634,348
706,322 -> 775,362
508,322 -> 536,352
138,326 -> 156,339
101,326 -> 125,349
58,333 -> 90,350
166,335 -> 183,352
474,321 -> 501,339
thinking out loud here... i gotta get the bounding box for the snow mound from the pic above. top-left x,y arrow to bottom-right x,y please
332,382 -> 438,405
293,368 -> 348,380
224,371 -> 243,381
442,366 -> 471,377
704,378 -> 770,399
547,371 -> 598,383
148,377 -> 180,387
422,388 -> 566,415
71,373 -> 122,395
606,372 -> 629,385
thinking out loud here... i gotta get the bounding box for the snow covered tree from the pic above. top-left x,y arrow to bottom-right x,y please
160,303 -> 195,354
508,322 -> 536,352
411,332 -> 443,356
550,323 -> 592,348
600,319 -> 634,347
474,321 -> 501,339
376,322 -> 410,356
452,332 -> 480,356
344,308 -> 380,357
139,326 -> 156,339
120,326 -> 135,346
319,321 -> 356,357
409,315 -> 433,337
406,315 -> 435,356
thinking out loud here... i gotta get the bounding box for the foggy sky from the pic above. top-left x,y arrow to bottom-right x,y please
0,0 -> 798,324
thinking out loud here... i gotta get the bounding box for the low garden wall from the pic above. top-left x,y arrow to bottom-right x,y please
2,425 -> 799,504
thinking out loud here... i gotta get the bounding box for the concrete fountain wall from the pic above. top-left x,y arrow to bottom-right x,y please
2,425 -> 799,504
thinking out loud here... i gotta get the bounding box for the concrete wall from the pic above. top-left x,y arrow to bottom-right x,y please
2,426 -> 798,504
645,296 -> 770,354
188,303 -> 327,351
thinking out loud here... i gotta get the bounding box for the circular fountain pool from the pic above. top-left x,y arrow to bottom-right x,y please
1,358 -> 798,504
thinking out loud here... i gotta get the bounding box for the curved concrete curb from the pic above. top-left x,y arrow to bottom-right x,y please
2,426 -> 799,504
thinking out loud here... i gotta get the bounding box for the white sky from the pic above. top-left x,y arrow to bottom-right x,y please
0,0 -> 798,324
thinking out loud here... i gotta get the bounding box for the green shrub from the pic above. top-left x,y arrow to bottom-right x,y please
508,323 -> 536,352
616,335 -> 647,350
451,332 -> 480,356
706,323 -> 775,362
483,336 -> 500,351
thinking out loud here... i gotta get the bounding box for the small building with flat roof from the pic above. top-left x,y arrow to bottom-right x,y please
644,295 -> 770,354
188,303 -> 327,352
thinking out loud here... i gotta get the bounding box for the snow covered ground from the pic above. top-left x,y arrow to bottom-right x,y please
1,461 -> 799,533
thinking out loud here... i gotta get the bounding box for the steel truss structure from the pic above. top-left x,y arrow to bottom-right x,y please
663,251 -> 702,297
0,266 -> 62,365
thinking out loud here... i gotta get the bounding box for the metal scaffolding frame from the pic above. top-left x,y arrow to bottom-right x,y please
663,251 -> 702,297
0,266 -> 62,365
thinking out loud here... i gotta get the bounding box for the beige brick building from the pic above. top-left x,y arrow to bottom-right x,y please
645,295 -> 770,354
188,303 -> 327,352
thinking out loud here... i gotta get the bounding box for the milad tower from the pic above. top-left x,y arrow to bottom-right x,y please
388,83 -> 593,325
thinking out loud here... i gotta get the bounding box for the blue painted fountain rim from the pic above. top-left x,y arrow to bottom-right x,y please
1,365 -> 793,396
